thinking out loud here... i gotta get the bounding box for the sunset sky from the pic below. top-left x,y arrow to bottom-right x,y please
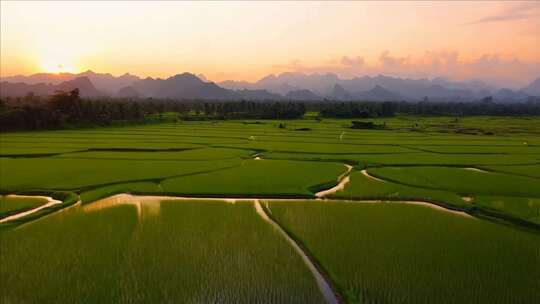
1,1 -> 539,86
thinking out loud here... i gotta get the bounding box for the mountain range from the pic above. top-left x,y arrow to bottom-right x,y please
2,70 -> 539,102
0,76 -> 103,98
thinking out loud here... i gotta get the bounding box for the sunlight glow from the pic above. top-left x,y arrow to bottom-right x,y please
39,48 -> 79,74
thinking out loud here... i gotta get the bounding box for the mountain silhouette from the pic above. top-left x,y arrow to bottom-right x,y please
126,73 -> 284,100
236,89 -> 283,100
494,88 -> 530,102
285,89 -> 321,101
521,77 -> 540,96
354,85 -> 401,101
328,84 -> 353,100
116,86 -> 141,98
129,73 -> 237,99
219,72 -> 525,102
2,70 -> 537,102
1,70 -> 140,95
1,76 -> 102,98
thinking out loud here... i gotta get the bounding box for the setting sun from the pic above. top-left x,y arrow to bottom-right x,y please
40,50 -> 79,74
41,60 -> 78,74
37,42 -> 83,74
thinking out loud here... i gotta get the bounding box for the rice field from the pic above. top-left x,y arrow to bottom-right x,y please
0,198 -> 324,303
0,195 -> 48,218
267,200 -> 540,304
1,116 -> 539,303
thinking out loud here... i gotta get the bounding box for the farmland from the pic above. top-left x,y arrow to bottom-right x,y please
266,200 -> 540,303
0,197 -> 324,303
0,195 -> 47,218
1,115 -> 539,303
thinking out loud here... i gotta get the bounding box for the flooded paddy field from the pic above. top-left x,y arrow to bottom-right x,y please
1,116 -> 540,303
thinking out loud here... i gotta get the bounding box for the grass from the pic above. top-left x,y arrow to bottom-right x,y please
267,200 -> 540,304
0,195 -> 48,218
0,199 -> 324,303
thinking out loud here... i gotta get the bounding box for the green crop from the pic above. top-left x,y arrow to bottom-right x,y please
268,200 -> 540,304
0,200 -> 324,303
0,195 -> 48,218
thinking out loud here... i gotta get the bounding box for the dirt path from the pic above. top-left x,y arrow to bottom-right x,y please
315,164 -> 353,198
0,195 -> 63,223
361,169 -> 386,183
254,200 -> 340,304
394,200 -> 473,218
465,167 -> 489,173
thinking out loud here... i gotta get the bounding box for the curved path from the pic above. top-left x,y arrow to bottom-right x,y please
0,195 -> 63,224
315,164 -> 353,198
254,200 -> 340,304
360,169 -> 385,183
359,169 -> 472,218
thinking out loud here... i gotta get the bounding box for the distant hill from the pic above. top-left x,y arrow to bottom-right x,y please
521,77 -> 540,96
328,84 -> 353,100
128,73 -> 229,99
494,88 -> 530,102
127,73 -> 282,100
1,70 -> 140,95
285,89 -> 321,101
0,76 -> 103,98
236,89 -> 283,100
115,86 -> 141,98
3,70 -> 538,102
354,85 -> 401,101
219,72 -> 531,102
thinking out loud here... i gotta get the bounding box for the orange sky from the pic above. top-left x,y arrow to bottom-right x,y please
1,1 -> 539,86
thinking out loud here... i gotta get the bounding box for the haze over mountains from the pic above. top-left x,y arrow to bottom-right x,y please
2,70 -> 539,102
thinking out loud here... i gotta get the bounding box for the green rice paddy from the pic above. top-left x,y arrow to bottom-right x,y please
0,195 -> 47,218
1,116 -> 539,303
267,200 -> 540,304
0,199 -> 324,303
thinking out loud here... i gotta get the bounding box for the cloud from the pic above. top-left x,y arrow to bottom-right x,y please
467,2 -> 540,25
379,51 -> 409,68
340,56 -> 364,67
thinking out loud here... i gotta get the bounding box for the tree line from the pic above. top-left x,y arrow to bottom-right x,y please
0,90 -> 306,131
316,97 -> 540,118
1,90 -> 539,131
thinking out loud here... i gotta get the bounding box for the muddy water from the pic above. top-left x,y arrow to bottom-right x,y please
0,195 -> 63,223
254,200 -> 340,304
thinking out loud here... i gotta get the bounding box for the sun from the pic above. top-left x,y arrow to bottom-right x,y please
41,59 -> 78,74
39,48 -> 80,74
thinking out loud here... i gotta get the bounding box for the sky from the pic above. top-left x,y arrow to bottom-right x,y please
1,1 -> 539,87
